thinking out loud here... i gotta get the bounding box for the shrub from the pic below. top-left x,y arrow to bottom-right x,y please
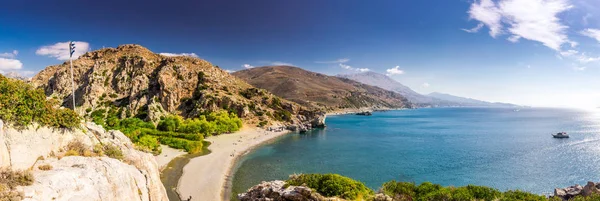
286,174 -> 373,200
0,75 -> 80,128
102,144 -> 124,160
0,169 -> 34,195
159,137 -> 203,154
381,181 -> 416,199
499,190 -> 547,201
38,164 -> 53,171
65,141 -> 89,156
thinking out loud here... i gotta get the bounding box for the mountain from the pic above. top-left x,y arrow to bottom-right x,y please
232,66 -> 412,111
338,72 -> 518,108
337,72 -> 447,106
31,44 -> 324,129
427,92 -> 518,107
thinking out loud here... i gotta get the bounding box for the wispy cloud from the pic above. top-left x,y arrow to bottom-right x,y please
467,0 -> 573,51
36,41 -> 90,60
338,63 -> 370,72
224,69 -> 235,73
386,66 -> 405,76
315,58 -> 350,64
0,50 -> 18,59
159,52 -> 199,58
356,68 -> 370,72
242,64 -> 255,69
271,61 -> 294,66
581,28 -> 600,43
462,23 -> 485,33
422,82 -> 430,88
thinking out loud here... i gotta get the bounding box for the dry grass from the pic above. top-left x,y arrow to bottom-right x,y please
38,164 -> 53,171
0,168 -> 34,201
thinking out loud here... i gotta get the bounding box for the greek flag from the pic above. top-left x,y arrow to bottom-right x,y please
69,41 -> 76,58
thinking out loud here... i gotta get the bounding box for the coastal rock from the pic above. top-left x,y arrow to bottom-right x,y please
0,120 -> 168,201
372,193 -> 393,201
238,180 -> 345,201
582,181 -> 600,196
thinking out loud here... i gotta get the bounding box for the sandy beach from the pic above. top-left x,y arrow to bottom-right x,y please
155,145 -> 187,170
177,127 -> 289,201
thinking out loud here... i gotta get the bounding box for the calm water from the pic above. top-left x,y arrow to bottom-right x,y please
231,108 -> 600,198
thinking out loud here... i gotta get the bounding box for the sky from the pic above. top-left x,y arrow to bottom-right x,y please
1,0 -> 600,108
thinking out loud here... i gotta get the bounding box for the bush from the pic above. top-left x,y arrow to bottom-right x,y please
159,137 -> 203,154
286,174 -> 373,200
65,141 -> 89,156
0,169 -> 33,189
0,75 -> 80,128
499,190 -> 547,201
381,181 -> 416,200
102,144 -> 124,160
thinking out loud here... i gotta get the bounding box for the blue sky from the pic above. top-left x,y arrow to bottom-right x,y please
1,0 -> 600,108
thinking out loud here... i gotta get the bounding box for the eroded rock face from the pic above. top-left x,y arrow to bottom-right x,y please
0,120 -> 168,201
238,180 -> 344,201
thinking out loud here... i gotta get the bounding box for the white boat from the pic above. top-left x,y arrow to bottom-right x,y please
552,132 -> 569,138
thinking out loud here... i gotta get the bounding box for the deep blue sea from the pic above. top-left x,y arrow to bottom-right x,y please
231,107 -> 600,197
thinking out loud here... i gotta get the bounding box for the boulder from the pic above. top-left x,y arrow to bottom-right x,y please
238,180 -> 344,201
582,181 -> 600,196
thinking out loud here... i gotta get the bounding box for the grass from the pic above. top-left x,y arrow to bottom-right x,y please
0,168 -> 33,200
38,164 -> 53,171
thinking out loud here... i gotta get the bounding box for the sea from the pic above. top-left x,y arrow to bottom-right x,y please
231,107 -> 600,198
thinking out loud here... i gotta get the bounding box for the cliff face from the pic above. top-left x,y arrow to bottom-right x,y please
0,120 -> 168,201
31,44 -> 324,129
233,66 -> 413,111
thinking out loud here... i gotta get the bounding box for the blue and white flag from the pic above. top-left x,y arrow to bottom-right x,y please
69,41 -> 76,58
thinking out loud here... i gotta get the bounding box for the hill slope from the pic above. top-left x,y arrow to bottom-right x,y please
31,44 -> 324,129
337,72 -> 450,106
232,66 -> 412,111
428,92 -> 518,107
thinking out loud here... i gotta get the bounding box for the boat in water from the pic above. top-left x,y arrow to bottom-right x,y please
552,132 -> 569,138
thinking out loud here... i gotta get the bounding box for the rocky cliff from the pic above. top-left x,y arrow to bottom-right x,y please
0,120 -> 168,201
31,44 -> 324,130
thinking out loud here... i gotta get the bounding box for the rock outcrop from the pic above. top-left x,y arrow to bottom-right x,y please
553,181 -> 600,200
238,180 -> 343,201
0,120 -> 168,201
30,44 -> 324,130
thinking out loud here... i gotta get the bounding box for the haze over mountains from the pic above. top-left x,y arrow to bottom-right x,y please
338,72 -> 518,108
232,66 -> 412,111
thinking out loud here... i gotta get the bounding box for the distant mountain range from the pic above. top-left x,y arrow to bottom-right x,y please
338,72 -> 518,108
232,66 -> 412,111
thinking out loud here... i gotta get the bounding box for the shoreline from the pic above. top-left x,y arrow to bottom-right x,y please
176,127 -> 291,201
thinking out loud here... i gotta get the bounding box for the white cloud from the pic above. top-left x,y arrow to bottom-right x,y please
507,35 -> 521,43
36,41 -> 90,60
0,50 -> 18,59
159,52 -> 199,58
315,58 -> 350,64
224,69 -> 235,73
0,58 -> 23,71
386,66 -> 405,76
242,64 -> 255,69
560,49 -> 578,57
467,0 -> 573,51
422,83 -> 430,88
581,28 -> 600,43
271,61 -> 294,66
462,23 -> 485,33
356,68 -> 370,72
339,63 -> 352,70
467,0 -> 503,37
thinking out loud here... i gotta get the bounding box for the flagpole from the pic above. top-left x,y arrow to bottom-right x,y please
69,41 -> 76,112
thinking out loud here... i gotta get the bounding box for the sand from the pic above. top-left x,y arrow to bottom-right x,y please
155,145 -> 187,170
176,127 -> 289,201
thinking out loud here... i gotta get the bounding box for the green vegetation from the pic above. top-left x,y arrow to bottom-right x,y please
91,107 -> 242,154
287,174 -> 374,200
283,174 -> 600,201
0,75 -> 80,129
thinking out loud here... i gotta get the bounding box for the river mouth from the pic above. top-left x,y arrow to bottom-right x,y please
160,141 -> 211,201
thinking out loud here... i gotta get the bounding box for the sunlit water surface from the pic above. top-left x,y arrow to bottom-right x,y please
231,108 -> 600,198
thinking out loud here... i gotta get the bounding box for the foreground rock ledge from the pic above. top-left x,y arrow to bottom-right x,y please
237,180 -> 392,201
0,120 -> 168,201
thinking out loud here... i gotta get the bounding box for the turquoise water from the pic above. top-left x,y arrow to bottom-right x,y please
231,108 -> 600,198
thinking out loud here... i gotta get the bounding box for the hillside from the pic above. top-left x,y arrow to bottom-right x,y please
31,44 -> 324,130
337,72 -> 451,107
232,66 -> 412,111
428,92 -> 518,107
339,72 -> 518,108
